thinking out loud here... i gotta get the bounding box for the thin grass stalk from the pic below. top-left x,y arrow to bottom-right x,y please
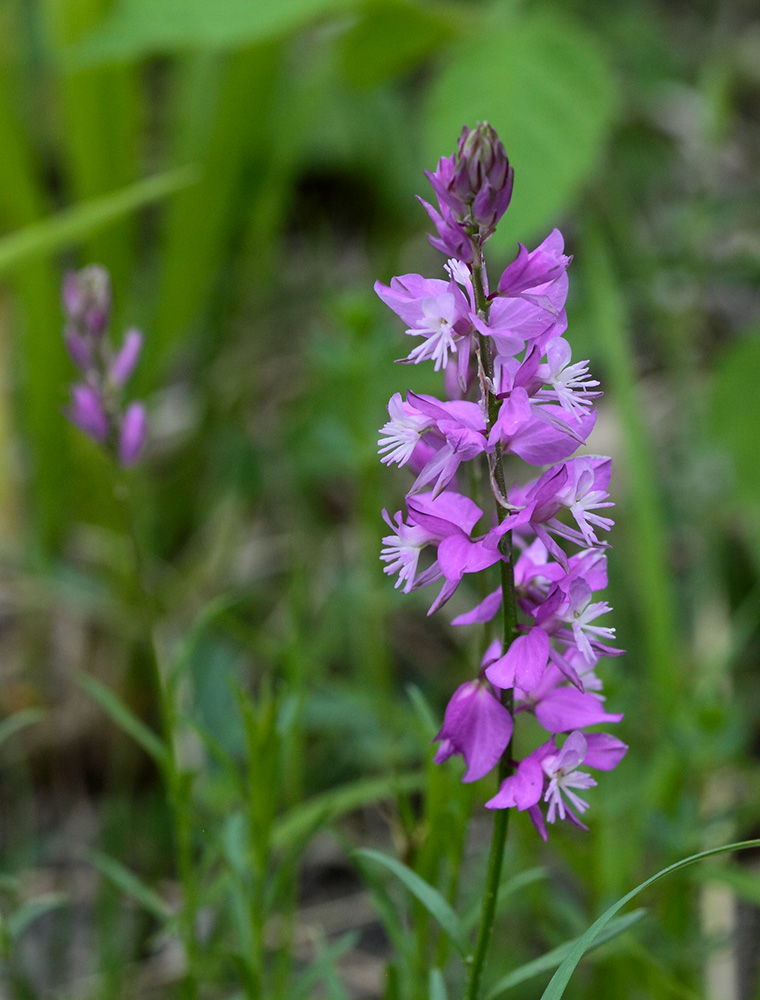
112,469 -> 200,1000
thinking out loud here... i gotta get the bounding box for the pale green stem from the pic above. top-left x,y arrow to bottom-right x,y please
464,250 -> 519,1000
112,471 -> 199,1000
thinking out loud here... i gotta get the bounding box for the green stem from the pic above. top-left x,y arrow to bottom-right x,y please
112,471 -> 199,1000
464,250 -> 519,1000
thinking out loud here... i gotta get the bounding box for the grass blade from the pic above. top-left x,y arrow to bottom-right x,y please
89,851 -> 173,922
353,847 -> 470,957
0,708 -> 45,749
485,909 -> 646,998
7,893 -> 69,940
430,968 -> 448,1000
272,771 -> 424,850
76,671 -> 168,767
540,839 -> 760,1000
0,165 -> 198,276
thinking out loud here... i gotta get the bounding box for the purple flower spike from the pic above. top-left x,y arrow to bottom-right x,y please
377,123 -> 624,837
61,265 -> 149,468
67,384 -> 109,443
119,402 -> 147,466
433,680 -> 513,782
110,328 -> 143,386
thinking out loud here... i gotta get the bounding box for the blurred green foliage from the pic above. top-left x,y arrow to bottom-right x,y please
0,0 -> 759,997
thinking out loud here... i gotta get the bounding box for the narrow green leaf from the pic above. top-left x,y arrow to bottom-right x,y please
291,932 -> 359,1000
272,771 -> 424,849
76,672 -> 168,767
89,852 -> 173,922
540,839 -> 760,1000
429,967 -> 448,1000
485,909 -> 646,998
168,593 -> 242,686
346,835 -> 410,963
0,708 -> 44,750
68,0 -> 364,67
406,683 -> 438,737
0,165 -> 198,276
423,9 -> 618,246
7,894 -> 69,940
353,847 -> 469,956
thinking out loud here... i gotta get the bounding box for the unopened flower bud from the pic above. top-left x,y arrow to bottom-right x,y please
110,328 -> 143,386
118,402 -> 147,466
455,122 -> 514,232
67,384 -> 109,443
62,266 -> 111,338
424,123 -> 514,244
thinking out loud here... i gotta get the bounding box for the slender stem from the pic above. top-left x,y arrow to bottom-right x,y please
112,471 -> 199,1000
464,249 -> 519,1000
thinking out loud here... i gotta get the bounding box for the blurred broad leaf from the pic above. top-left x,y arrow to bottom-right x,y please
68,0 -> 365,66
338,0 -> 463,87
423,8 -> 619,247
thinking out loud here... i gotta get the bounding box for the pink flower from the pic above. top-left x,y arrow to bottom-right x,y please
433,679 -> 513,782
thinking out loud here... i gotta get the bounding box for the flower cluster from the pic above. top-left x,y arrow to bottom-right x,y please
377,124 -> 626,838
62,266 -> 147,465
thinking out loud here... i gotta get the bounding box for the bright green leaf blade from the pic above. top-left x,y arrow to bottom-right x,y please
272,771 -> 424,849
7,894 -> 69,940
423,9 -> 618,246
485,909 -> 646,999
67,0 -> 364,67
0,165 -> 198,276
540,839 -> 760,1000
0,708 -> 44,750
353,847 -> 470,957
89,851 -> 173,922
76,672 -> 168,767
338,0 -> 462,88
429,967 -> 448,1000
